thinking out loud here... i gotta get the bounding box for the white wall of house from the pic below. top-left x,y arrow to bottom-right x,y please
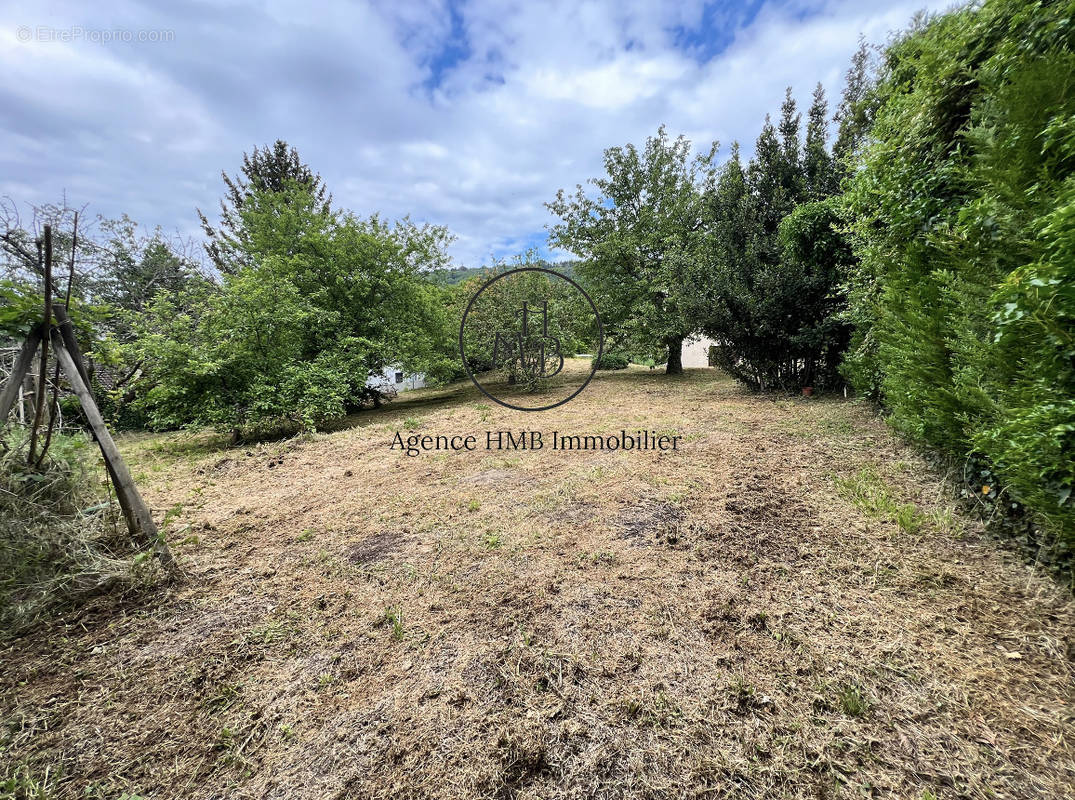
366,365 -> 426,392
681,335 -> 716,368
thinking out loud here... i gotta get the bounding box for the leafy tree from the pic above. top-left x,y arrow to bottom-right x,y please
197,140 -> 332,274
96,216 -> 203,314
129,178 -> 455,439
547,126 -> 716,374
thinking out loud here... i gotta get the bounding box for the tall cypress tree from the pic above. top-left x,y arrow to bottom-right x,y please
777,88 -> 804,202
833,41 -> 874,171
804,83 -> 835,199
747,115 -> 786,258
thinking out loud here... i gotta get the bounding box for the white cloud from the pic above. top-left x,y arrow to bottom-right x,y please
0,0 -> 952,267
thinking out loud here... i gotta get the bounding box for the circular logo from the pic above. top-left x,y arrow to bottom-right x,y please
459,267 -> 602,412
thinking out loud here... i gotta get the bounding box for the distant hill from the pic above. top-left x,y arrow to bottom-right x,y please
427,260 -> 582,286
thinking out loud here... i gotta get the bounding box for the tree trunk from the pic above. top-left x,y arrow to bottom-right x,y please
665,337 -> 684,375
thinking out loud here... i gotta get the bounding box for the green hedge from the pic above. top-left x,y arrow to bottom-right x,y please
843,0 -> 1075,561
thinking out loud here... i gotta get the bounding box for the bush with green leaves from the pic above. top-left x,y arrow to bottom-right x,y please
593,351 -> 629,370
842,0 -> 1075,557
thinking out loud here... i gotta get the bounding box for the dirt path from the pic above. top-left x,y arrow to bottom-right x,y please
2,367 -> 1072,799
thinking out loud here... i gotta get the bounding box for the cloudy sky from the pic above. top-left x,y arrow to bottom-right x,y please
1,0 -> 948,268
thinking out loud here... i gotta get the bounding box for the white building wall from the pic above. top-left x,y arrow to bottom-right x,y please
366,365 -> 426,392
681,336 -> 715,368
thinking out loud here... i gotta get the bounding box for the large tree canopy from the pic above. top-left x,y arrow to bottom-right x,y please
547,126 -> 716,374
130,169 -> 455,438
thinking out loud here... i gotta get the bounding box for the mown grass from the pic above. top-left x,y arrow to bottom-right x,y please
3,367 -> 1071,800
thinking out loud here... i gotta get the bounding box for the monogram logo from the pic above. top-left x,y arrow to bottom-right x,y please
459,267 -> 602,412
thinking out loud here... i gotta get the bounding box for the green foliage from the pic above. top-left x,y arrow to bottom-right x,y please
127,179 -> 455,437
95,216 -> 205,315
0,279 -> 44,339
198,139 -> 332,274
699,94 -> 849,391
593,351 -> 629,370
0,278 -> 106,362
837,683 -> 869,718
775,199 -> 854,385
842,0 -> 1075,553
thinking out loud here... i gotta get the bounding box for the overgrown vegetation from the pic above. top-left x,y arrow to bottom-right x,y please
126,145 -> 459,439
0,429 -> 158,635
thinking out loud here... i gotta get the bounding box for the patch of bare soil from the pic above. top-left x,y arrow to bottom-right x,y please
1,367 -> 1072,799
343,530 -> 408,565
615,499 -> 685,546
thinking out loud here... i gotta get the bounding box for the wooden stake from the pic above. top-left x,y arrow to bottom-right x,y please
50,330 -> 175,568
35,214 -> 80,468
28,227 -> 53,463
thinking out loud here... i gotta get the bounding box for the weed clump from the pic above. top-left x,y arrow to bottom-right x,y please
0,429 -> 161,635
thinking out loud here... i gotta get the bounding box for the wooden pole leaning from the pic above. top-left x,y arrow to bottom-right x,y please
48,328 -> 175,568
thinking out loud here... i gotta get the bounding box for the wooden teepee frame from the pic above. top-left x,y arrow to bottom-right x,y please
0,224 -> 174,568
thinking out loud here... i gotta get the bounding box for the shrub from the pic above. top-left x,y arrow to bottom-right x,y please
593,351 -> 630,370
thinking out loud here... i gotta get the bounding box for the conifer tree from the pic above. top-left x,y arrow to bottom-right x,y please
833,40 -> 874,170
777,88 -> 804,202
804,83 -> 835,199
747,115 -> 786,266
197,140 -> 332,273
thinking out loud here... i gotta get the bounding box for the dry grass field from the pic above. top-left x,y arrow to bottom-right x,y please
2,364 -> 1073,799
